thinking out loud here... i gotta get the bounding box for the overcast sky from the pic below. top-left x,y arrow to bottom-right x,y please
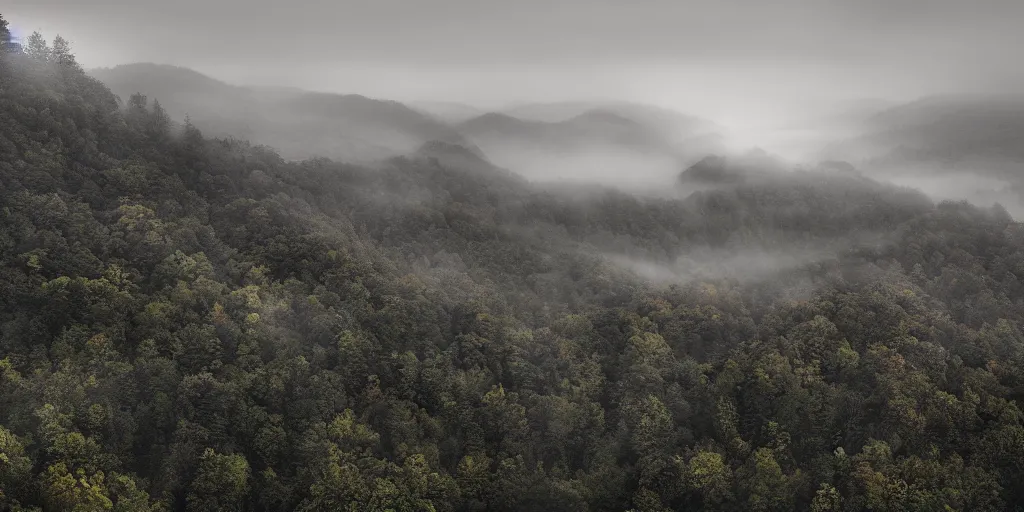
5,0 -> 1024,127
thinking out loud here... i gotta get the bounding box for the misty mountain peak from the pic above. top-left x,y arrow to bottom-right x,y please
416,140 -> 486,160
459,112 -> 534,130
565,109 -> 644,128
677,150 -> 792,186
88,62 -> 248,98
816,160 -> 861,175
678,155 -> 743,185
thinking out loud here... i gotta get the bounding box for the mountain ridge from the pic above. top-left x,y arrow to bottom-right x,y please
88,62 -> 470,163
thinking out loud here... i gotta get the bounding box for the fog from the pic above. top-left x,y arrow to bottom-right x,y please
7,0 -> 1024,216
603,248 -> 836,286
467,144 -> 685,190
600,222 -> 900,291
8,0 -> 1024,126
869,170 -> 1024,219
78,61 -> 1024,220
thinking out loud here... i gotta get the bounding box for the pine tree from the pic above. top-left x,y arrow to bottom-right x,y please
25,31 -> 49,60
50,35 -> 79,69
149,98 -> 171,138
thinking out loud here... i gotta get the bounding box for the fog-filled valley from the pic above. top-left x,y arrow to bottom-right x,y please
83,62 -> 1024,216
5,5 -> 1024,511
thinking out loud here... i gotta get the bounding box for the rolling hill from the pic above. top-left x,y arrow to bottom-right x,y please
454,106 -> 725,188
822,94 -> 1024,174
815,94 -> 1024,217
457,109 -> 676,151
409,100 -> 488,124
411,140 -> 511,176
501,100 -> 717,140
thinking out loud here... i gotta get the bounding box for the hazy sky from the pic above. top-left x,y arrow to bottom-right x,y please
6,0 -> 1024,126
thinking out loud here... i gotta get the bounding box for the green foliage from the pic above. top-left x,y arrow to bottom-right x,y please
41,463 -> 113,511
810,483 -> 841,511
2,20 -> 1024,511
0,426 -> 33,507
685,450 -> 733,507
186,449 -> 249,512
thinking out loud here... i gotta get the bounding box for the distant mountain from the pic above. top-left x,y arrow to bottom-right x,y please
501,101 -> 601,122
814,160 -> 862,176
868,94 -> 1024,129
502,100 -> 718,143
89,63 -> 468,163
90,63 -> 250,104
458,107 -> 712,154
412,140 -> 504,175
678,149 -> 791,186
781,98 -> 894,131
561,110 -> 653,144
458,113 -> 551,143
410,101 -> 487,124
678,156 -> 744,185
455,105 -> 725,188
807,94 -> 1024,217
90,63 -> 261,139
822,94 -> 1024,178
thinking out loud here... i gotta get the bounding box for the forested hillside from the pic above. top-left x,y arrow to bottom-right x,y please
88,63 -> 470,164
4,21 -> 1024,512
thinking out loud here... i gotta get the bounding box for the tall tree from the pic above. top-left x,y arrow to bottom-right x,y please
25,31 -> 49,60
149,99 -> 171,138
50,35 -> 78,69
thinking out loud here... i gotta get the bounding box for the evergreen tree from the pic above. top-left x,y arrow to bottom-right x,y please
24,30 -> 49,60
50,35 -> 78,69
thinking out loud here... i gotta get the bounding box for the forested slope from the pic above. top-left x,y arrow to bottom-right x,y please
87,63 -> 471,164
3,22 -> 1024,511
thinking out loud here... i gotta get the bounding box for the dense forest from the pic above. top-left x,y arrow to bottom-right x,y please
4,18 -> 1024,511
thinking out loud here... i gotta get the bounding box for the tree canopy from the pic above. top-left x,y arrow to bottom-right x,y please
2,21 -> 1024,511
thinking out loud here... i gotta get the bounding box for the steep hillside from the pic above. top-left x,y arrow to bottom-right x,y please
89,63 -> 469,163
